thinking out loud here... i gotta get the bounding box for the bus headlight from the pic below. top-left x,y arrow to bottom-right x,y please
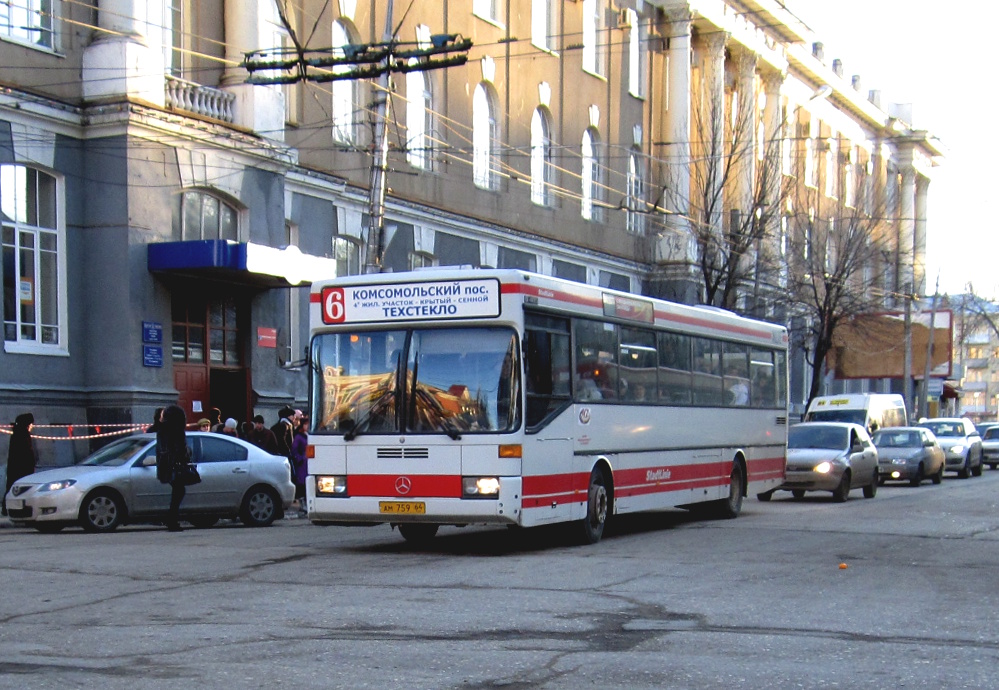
463,477 -> 500,498
316,475 -> 347,496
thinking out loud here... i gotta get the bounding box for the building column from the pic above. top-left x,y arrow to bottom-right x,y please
221,0 -> 286,141
699,30 -> 728,237
82,0 -> 165,105
758,69 -> 785,299
660,8 -> 693,263
898,161 -> 917,292
914,175 -> 930,295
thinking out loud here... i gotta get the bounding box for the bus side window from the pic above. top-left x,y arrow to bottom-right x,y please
658,332 -> 691,404
573,319 -> 618,401
525,314 -> 571,428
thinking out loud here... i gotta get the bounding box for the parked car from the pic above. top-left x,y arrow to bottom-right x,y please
4,433 -> 295,533
975,421 -> 999,436
915,418 -> 983,478
761,422 -> 879,502
982,427 -> 999,470
871,426 -> 945,486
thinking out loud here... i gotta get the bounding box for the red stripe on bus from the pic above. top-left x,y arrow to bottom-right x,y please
348,474 -> 463,498
501,282 -> 604,308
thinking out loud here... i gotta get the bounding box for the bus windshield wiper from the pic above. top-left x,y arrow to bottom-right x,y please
343,391 -> 395,441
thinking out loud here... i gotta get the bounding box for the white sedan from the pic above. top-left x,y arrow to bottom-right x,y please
4,433 -> 295,533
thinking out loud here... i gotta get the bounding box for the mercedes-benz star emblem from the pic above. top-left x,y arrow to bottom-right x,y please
395,476 -> 412,495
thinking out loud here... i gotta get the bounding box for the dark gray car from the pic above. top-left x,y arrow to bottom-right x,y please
872,426 -> 945,486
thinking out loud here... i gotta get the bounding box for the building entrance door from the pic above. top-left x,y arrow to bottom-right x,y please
171,291 -> 249,424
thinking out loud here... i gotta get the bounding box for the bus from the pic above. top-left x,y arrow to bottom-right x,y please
306,269 -> 788,544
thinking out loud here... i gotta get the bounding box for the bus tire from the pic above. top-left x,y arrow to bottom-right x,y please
576,467 -> 609,545
713,461 -> 744,519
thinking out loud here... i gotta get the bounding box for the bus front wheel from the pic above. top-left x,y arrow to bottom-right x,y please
576,467 -> 609,545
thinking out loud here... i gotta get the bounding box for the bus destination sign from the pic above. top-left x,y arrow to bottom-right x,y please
321,278 -> 501,324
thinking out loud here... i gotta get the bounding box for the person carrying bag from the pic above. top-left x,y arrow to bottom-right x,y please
156,405 -> 196,531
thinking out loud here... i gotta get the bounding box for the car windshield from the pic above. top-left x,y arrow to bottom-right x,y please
806,409 -> 866,425
78,437 -> 152,466
311,326 -> 521,437
919,422 -> 963,438
873,430 -> 920,448
788,425 -> 849,451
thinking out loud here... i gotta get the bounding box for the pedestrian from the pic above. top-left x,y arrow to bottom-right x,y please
290,415 -> 310,517
3,413 -> 37,516
156,405 -> 190,532
220,418 -> 239,437
146,407 -> 164,433
207,407 -> 223,432
270,406 -> 295,459
248,414 -> 279,454
197,418 -> 212,432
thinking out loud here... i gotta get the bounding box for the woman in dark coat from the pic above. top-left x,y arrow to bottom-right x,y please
290,416 -> 310,516
156,405 -> 190,532
3,413 -> 37,516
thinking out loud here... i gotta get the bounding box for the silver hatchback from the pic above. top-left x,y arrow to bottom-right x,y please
4,433 -> 295,533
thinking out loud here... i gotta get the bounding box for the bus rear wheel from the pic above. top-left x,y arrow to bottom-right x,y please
713,461 -> 744,519
576,467 -> 609,545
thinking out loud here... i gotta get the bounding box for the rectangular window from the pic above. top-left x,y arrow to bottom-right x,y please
525,313 -> 571,427
692,337 -> 723,405
627,12 -> 647,99
0,0 -> 55,49
574,318 -> 618,401
658,332 -> 691,404
619,327 -> 656,401
582,0 -> 606,77
1,165 -> 64,351
532,0 -> 556,52
473,0 -> 503,25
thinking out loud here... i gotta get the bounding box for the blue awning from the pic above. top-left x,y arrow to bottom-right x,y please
148,240 -> 338,288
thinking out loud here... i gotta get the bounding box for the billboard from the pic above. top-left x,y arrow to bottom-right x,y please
829,310 -> 952,380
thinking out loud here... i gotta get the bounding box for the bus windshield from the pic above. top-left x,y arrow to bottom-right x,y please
311,326 -> 521,436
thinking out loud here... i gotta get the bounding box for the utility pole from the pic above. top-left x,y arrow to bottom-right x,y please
903,284 -> 914,419
242,9 -> 473,274
919,274 -> 940,419
365,0 -> 395,274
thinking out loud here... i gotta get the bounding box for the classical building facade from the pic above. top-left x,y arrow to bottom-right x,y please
1,0 -> 941,462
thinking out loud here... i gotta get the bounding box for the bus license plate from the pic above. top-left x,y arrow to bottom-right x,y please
379,501 -> 426,515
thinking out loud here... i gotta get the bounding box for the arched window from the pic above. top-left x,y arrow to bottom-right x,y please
626,148 -> 645,234
473,82 -> 499,190
530,107 -> 554,206
180,191 -> 239,241
331,20 -> 359,144
1,164 -> 64,349
406,67 -> 432,169
581,127 -> 602,221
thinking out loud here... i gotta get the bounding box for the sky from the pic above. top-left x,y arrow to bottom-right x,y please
796,1 -> 996,298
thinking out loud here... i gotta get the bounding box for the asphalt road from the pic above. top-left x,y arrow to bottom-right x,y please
2,472 -> 998,689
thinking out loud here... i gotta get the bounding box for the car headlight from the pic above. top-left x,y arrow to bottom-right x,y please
463,476 -> 500,498
951,445 -> 966,454
37,480 -> 77,492
316,475 -> 347,496
814,461 -> 833,474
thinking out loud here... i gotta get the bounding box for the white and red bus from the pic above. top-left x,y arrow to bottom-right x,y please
306,269 -> 788,544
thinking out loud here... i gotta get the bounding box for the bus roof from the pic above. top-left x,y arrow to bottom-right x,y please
310,268 -> 787,347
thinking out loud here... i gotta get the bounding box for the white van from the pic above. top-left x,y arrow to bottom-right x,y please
804,394 -> 908,434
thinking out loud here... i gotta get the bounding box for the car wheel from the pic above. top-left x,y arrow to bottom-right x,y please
791,489 -> 806,500
711,462 -> 744,519
990,464 -> 997,471
958,457 -> 970,479
972,457 -> 983,477
239,486 -> 280,527
863,470 -> 878,498
187,517 -> 219,529
832,472 -> 851,503
575,466 -> 610,544
34,523 -> 65,534
932,464 -> 944,485
398,523 -> 439,543
757,490 -> 774,502
909,464 -> 924,488
79,490 -> 125,533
